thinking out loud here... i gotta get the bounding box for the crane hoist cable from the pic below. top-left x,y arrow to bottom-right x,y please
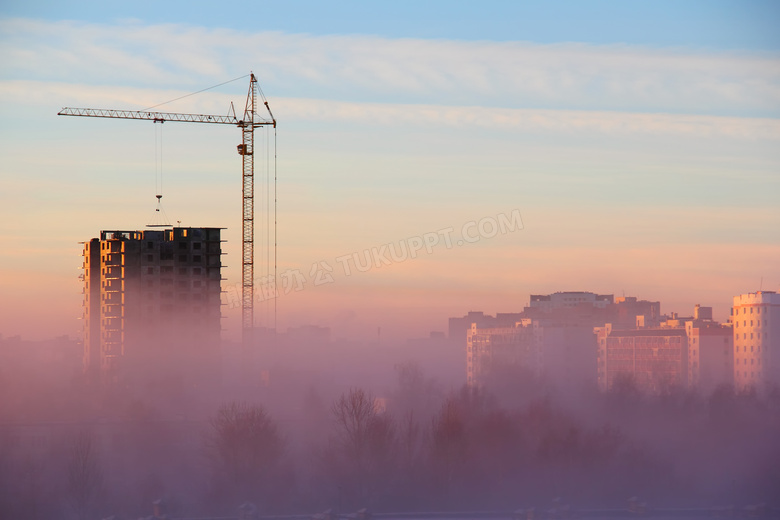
148,119 -> 171,227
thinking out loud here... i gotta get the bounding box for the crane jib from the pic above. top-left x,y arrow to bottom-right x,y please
57,107 -> 274,126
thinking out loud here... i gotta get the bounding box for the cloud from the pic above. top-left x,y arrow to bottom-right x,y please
273,97 -> 780,140
1,17 -> 779,118
3,79 -> 779,142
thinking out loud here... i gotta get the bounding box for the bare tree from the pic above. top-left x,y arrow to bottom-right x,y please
331,388 -> 376,465
66,431 -> 103,520
330,388 -> 396,508
207,402 -> 283,508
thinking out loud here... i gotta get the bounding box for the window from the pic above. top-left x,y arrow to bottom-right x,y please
147,241 -> 154,249
147,254 -> 153,262
147,267 -> 153,275
193,255 -> 202,262
193,268 -> 201,275
193,242 -> 202,250
750,307 -> 753,314
179,268 -> 188,275
179,254 -> 187,262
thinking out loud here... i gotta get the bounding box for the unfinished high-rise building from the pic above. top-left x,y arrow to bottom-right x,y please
82,227 -> 223,386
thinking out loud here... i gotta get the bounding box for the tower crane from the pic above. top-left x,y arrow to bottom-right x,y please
59,73 -> 276,348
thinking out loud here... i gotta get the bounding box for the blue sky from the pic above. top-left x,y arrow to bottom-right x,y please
3,1 -> 780,50
0,1 -> 778,340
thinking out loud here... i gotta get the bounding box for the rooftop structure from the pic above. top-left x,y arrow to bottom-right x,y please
529,291 -> 613,311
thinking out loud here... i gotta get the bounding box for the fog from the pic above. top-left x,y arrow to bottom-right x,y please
1,323 -> 778,520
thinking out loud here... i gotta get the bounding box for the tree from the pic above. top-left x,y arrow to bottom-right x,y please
207,402 -> 284,508
391,361 -> 442,420
429,397 -> 467,503
66,431 -> 104,520
330,388 -> 396,508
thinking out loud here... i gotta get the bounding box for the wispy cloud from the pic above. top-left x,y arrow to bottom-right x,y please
3,79 -> 779,142
2,17 -> 779,118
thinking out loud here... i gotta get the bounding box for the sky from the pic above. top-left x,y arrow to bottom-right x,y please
1,1 -> 779,341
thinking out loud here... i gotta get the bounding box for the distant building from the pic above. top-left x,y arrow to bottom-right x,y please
532,319 -> 600,389
82,227 -> 223,386
597,304 -> 733,394
457,292 -> 662,389
686,316 -> 733,393
731,291 -> 780,391
596,324 -> 688,393
449,311 -> 523,346
467,320 -> 534,386
613,296 -> 662,329
527,292 -> 661,390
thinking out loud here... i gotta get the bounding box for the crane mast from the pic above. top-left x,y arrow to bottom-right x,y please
240,76 -> 257,345
59,74 -> 275,350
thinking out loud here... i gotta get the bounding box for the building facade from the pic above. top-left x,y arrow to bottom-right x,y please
731,291 -> 780,391
82,227 -> 223,386
466,321 -> 534,386
686,318 -> 733,393
597,305 -> 733,394
596,324 -> 688,393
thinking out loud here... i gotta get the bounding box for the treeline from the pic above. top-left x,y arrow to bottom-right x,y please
1,363 -> 779,519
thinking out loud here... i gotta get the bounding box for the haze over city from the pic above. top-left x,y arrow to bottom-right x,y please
1,1 -> 779,519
